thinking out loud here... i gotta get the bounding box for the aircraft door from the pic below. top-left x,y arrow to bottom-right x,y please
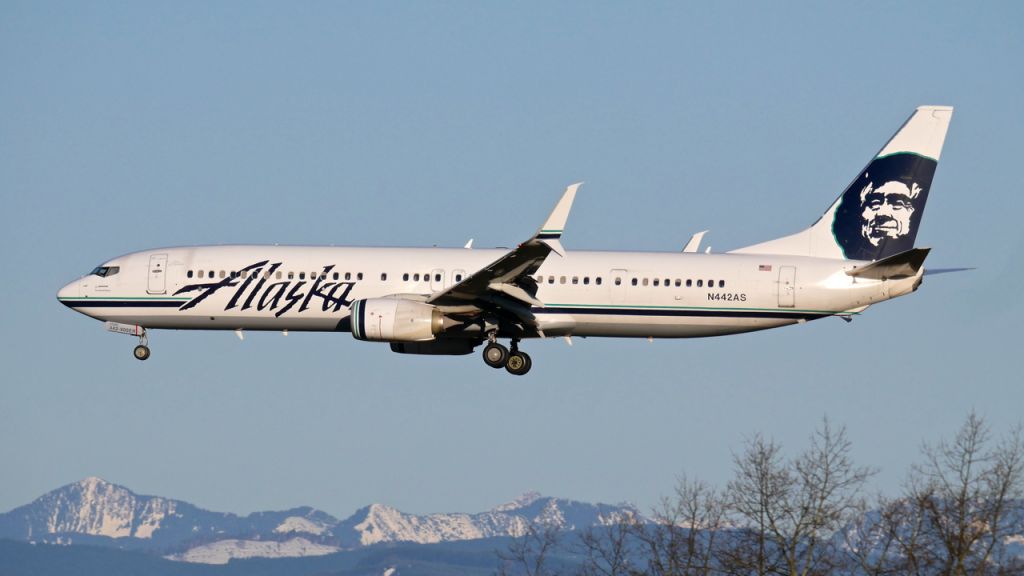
609,269 -> 628,304
778,266 -> 796,308
430,268 -> 445,292
147,254 -> 168,294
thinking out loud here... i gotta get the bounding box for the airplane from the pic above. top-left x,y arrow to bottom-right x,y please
58,106 -> 953,375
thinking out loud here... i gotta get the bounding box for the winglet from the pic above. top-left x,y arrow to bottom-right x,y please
683,230 -> 708,253
536,182 -> 581,256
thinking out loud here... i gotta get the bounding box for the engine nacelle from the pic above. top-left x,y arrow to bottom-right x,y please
350,298 -> 443,342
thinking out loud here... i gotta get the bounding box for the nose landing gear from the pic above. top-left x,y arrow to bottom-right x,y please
481,335 -> 532,375
133,333 -> 151,361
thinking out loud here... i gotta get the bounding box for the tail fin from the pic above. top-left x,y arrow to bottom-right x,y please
732,106 -> 953,261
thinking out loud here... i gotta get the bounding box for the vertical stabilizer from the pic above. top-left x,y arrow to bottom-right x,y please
732,106 -> 952,261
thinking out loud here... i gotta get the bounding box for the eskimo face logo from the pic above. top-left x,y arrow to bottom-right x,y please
859,180 -> 920,246
832,153 -> 936,261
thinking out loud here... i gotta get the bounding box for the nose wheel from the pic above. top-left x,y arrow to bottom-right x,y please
481,338 -> 532,375
133,333 -> 151,361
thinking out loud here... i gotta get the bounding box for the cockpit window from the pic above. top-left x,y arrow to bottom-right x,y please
90,266 -> 120,278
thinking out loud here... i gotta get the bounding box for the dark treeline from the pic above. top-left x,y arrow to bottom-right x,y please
497,413 -> 1024,576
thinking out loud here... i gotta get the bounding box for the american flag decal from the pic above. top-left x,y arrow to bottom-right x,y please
759,264 -> 772,272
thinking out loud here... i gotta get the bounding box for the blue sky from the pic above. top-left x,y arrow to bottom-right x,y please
2,1 -> 1022,518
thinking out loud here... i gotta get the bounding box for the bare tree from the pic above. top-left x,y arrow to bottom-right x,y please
842,412 -> 1024,576
723,418 -> 874,576
632,476 -> 726,576
843,493 -> 932,576
575,512 -> 639,576
497,520 -> 563,576
722,433 -> 790,575
907,412 -> 1024,575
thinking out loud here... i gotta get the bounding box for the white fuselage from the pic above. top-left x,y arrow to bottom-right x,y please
57,245 -> 919,339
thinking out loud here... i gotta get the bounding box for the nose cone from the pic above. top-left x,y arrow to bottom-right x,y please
57,280 -> 79,305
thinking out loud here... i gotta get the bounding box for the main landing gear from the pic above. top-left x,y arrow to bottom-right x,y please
482,336 -> 532,376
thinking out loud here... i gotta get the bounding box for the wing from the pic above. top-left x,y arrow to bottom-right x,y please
426,183 -> 581,326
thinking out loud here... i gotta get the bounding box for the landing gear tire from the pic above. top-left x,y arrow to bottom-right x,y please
133,345 -> 151,361
505,351 -> 532,376
482,342 -> 509,369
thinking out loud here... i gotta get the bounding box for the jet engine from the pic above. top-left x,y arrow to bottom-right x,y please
350,298 -> 444,342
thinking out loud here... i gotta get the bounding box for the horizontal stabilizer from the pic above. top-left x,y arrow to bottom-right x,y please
846,247 -> 930,279
924,267 -> 975,276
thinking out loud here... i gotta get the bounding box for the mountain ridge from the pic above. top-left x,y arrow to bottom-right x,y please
0,477 -> 638,564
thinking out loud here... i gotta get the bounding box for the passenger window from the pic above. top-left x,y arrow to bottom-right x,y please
333,272 -> 339,281
675,279 -> 681,287
572,276 -> 578,285
664,278 -> 670,287
357,273 -> 364,280
288,272 -> 295,280
548,277 -> 554,284
615,277 -> 622,286
596,277 -> 602,285
642,278 -> 649,286
708,279 -> 713,286
219,271 -> 225,278
697,280 -> 703,287
583,277 -> 590,285
560,276 -> 566,284
275,271 -> 282,279
209,271 -> 216,279
380,273 -> 387,281
719,280 -> 725,288
403,273 -> 410,281
434,274 -> 441,282
631,278 -> 638,286
187,270 -> 194,278
686,279 -> 692,287
264,271 -> 272,279
299,272 -> 305,280
456,274 -> 463,282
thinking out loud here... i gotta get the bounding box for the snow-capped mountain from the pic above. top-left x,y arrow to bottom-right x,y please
0,477 -> 339,553
0,478 -> 639,564
334,491 -> 634,547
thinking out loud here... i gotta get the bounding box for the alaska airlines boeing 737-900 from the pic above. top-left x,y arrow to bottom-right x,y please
58,107 -> 954,375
